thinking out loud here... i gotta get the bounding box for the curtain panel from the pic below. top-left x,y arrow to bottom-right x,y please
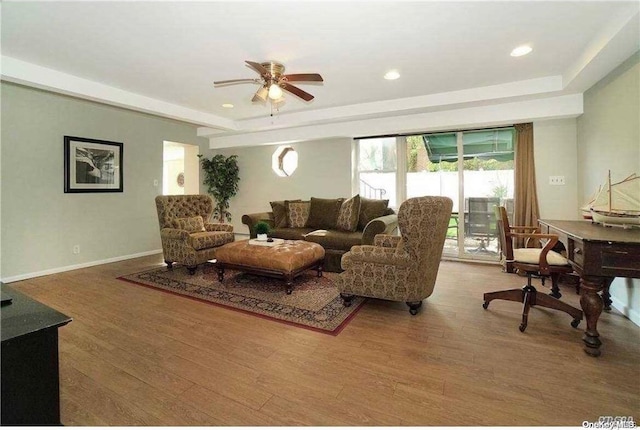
514,123 -> 540,248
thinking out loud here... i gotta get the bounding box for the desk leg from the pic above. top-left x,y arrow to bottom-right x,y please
580,276 -> 605,357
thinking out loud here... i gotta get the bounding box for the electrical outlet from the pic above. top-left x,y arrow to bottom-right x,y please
549,176 -> 566,185
73,245 -> 80,254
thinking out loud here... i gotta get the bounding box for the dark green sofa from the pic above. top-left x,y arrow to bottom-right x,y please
242,199 -> 398,273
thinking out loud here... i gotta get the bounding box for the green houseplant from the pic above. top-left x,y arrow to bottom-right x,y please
198,154 -> 240,223
254,221 -> 271,241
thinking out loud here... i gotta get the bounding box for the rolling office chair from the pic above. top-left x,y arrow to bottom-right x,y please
482,206 -> 583,332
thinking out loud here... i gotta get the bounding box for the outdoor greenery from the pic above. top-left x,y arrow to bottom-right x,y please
359,138 -> 397,171
491,183 -> 509,199
198,154 -> 240,223
406,135 -> 514,172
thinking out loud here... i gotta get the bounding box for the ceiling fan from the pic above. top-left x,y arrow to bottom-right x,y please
214,60 -> 323,102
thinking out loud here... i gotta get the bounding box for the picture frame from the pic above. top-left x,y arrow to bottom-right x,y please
64,136 -> 123,193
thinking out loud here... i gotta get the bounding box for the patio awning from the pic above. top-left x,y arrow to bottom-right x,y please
423,129 -> 514,163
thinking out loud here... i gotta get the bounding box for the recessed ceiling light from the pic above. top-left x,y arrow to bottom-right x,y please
510,45 -> 533,57
222,103 -> 234,108
384,70 -> 400,80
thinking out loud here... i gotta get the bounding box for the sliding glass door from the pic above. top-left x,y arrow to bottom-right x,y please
408,128 -> 514,260
459,129 -> 514,259
356,127 -> 514,261
357,137 -> 397,207
406,133 -> 460,256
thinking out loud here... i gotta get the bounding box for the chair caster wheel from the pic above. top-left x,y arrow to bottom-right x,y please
519,324 -> 527,332
482,301 -> 489,309
409,308 -> 418,316
571,318 -> 581,328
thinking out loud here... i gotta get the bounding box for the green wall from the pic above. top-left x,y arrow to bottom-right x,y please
0,83 -> 208,280
210,139 -> 353,235
577,51 -> 640,325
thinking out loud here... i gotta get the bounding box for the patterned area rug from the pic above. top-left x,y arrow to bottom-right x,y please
117,262 -> 365,335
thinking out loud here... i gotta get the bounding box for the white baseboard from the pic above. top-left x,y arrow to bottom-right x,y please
1,249 -> 163,283
611,297 -> 640,327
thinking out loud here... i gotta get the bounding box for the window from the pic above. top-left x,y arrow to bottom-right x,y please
356,137 -> 397,206
356,127 -> 515,261
272,146 -> 298,177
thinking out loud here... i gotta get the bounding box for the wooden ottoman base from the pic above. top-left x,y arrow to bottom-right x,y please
215,240 -> 325,294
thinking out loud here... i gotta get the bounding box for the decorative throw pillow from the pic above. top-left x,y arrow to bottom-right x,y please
306,197 -> 344,229
284,199 -> 303,227
271,200 -> 299,228
358,197 -> 389,230
173,216 -> 206,233
336,194 -> 361,232
287,201 -> 311,228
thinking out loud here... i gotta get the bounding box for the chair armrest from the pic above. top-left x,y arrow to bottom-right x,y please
362,214 -> 399,245
160,228 -> 190,240
241,212 -> 274,238
204,223 -> 233,232
374,234 -> 402,248
344,245 -> 410,268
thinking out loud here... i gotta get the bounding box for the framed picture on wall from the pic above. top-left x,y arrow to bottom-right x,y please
64,136 -> 123,193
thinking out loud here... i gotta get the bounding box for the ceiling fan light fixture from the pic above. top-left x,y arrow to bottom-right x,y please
384,70 -> 400,80
221,103 -> 234,108
511,45 -> 533,57
216,60 -> 322,105
268,84 -> 283,100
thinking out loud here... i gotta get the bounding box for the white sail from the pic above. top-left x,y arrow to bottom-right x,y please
586,172 -> 640,228
580,184 -> 601,219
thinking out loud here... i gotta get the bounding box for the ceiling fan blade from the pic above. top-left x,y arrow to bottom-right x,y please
252,86 -> 268,102
245,60 -> 269,77
214,78 -> 260,85
283,73 -> 323,82
281,82 -> 314,101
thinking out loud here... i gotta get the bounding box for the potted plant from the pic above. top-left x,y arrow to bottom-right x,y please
198,154 -> 240,223
254,221 -> 271,241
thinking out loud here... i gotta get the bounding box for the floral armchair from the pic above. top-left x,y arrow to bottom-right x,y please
335,196 -> 453,315
155,195 -> 234,274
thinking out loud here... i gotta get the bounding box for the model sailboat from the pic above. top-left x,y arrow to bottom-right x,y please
582,171 -> 640,228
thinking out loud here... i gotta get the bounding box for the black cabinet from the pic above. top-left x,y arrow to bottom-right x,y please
1,283 -> 71,425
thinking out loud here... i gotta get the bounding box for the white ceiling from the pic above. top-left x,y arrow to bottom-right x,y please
2,1 -> 639,146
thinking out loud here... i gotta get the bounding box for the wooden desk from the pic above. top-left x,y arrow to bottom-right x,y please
1,283 -> 72,425
538,220 -> 640,357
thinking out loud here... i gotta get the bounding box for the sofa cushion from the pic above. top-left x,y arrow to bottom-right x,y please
271,227 -> 314,240
513,248 -> 569,266
336,194 -> 361,232
303,230 -> 363,252
173,216 -> 206,233
271,200 -> 299,228
306,197 -> 344,229
287,201 -> 311,228
358,198 -> 390,230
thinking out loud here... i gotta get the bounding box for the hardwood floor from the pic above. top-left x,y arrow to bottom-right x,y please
9,255 -> 640,426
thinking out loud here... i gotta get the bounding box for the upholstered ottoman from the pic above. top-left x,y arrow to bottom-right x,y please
214,239 -> 325,294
